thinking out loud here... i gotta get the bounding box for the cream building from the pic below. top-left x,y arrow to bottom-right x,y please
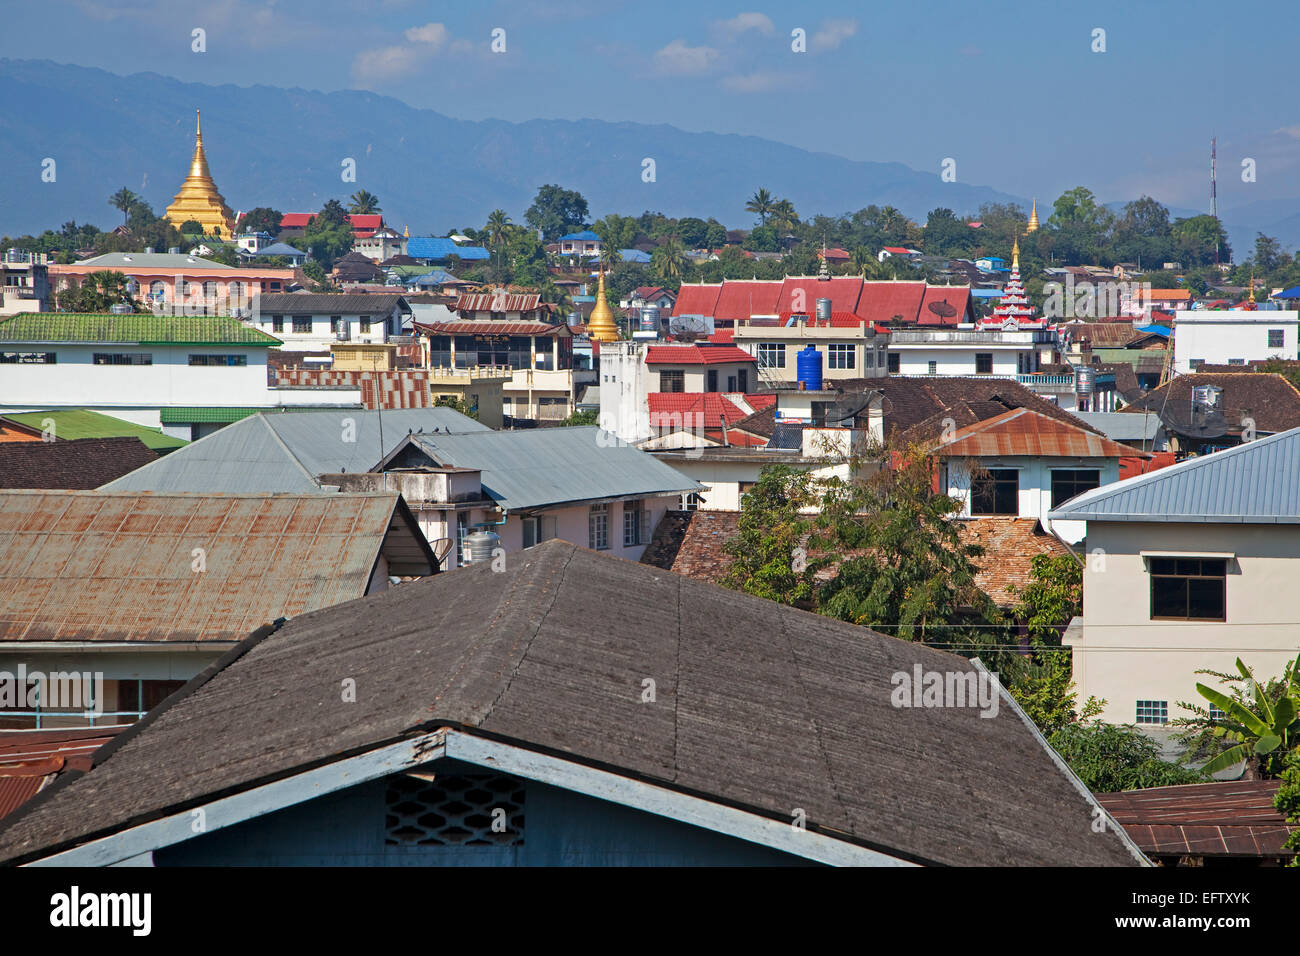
1049,427 -> 1300,727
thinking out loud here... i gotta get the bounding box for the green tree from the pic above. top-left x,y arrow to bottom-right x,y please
745,188 -> 775,225
485,209 -> 512,272
922,207 -> 976,257
591,213 -> 640,253
1253,233 -> 1283,273
651,236 -> 688,283
769,198 -> 799,234
236,207 -> 284,237
1176,653 -> 1300,779
1171,214 -> 1231,267
524,184 -> 589,241
316,199 -> 348,228
722,465 -> 824,607
301,259 -> 332,291
1274,749 -> 1300,864
1005,554 -> 1087,736
55,270 -> 138,312
1048,722 -> 1206,793
348,190 -> 381,215
560,409 -> 599,426
180,220 -> 203,235
433,395 -> 479,420
108,188 -> 140,227
300,200 -> 354,270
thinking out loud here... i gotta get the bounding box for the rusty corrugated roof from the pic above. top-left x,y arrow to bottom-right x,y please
0,727 -> 126,820
0,491 -> 434,643
934,407 -> 1140,459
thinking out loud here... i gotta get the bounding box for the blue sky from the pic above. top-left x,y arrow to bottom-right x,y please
14,0 -> 1300,213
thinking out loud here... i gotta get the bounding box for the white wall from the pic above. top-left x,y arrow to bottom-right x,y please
1173,309 -> 1299,373
599,341 -> 651,444
893,346 -> 1034,377
256,310 -> 396,349
1068,521 -> 1300,725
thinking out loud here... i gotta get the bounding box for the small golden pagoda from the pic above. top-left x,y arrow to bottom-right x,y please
585,268 -> 620,342
1026,198 -> 1039,233
164,111 -> 236,237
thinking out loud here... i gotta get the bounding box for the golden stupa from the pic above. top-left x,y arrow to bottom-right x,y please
585,268 -> 620,342
1026,198 -> 1039,233
164,111 -> 236,237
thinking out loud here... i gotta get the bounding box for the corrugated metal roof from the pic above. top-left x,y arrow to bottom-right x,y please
0,314 -> 280,346
413,320 -> 567,337
1072,411 -> 1163,442
935,408 -> 1137,459
455,293 -> 543,313
1049,426 -> 1300,523
102,407 -> 488,493
405,237 -> 490,261
0,490 -> 433,643
399,426 -> 700,510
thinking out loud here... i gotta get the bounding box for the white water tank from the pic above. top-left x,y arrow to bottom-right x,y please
463,529 -> 500,564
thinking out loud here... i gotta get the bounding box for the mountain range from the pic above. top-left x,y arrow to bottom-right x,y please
0,58 -> 1293,255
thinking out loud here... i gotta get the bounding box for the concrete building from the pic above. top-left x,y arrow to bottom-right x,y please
1050,427 -> 1300,728
1173,309 -> 1300,374
251,293 -> 411,350
1,249 -> 50,315
886,328 -> 1055,378
426,366 -> 510,428
49,252 -> 294,313
734,317 -> 891,386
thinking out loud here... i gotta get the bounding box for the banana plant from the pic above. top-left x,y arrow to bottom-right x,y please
1195,653 -> 1300,778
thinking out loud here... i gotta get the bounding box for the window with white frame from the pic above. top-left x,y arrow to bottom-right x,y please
623,502 -> 648,547
827,343 -> 855,369
757,343 -> 786,368
589,503 -> 609,550
1268,329 -> 1285,348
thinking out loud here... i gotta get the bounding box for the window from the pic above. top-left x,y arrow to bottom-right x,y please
738,481 -> 756,507
828,343 -> 855,369
292,315 -> 312,333
623,503 -> 648,547
330,316 -> 342,334
975,353 -> 993,375
887,352 -> 900,374
271,315 -> 284,333
682,491 -> 705,511
93,353 -> 151,365
149,280 -> 167,298
228,282 -> 243,298
928,360 -> 938,375
202,280 -> 217,298
361,315 -> 372,334
757,343 -> 786,368
659,369 -> 685,393
589,504 -> 609,550
189,354 -> 248,367
1190,358 -> 1205,371
1136,700 -> 1168,725
1227,358 -> 1245,366
707,369 -> 718,392
737,369 -> 748,391
1050,469 -> 1100,507
522,517 -> 540,549
1149,557 -> 1226,621
1268,329 -> 1285,348
1,351 -> 55,364
864,349 -> 875,369
971,469 -> 1019,515
726,374 -> 737,391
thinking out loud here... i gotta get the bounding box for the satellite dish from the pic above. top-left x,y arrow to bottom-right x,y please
668,314 -> 714,341
927,301 -> 957,318
819,391 -> 874,424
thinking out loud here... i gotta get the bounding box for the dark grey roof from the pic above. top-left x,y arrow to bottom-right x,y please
1049,425 -> 1300,523
255,293 -> 410,314
102,408 -> 490,493
388,427 -> 701,510
0,541 -> 1142,866
1072,411 -> 1163,443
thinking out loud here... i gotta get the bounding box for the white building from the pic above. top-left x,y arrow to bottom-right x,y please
1172,309 -> 1300,374
1050,427 -> 1300,728
1,249 -> 50,315
886,328 -> 1055,377
251,293 -> 411,349
0,311 -> 359,436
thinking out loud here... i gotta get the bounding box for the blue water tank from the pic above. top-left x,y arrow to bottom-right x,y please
796,345 -> 823,391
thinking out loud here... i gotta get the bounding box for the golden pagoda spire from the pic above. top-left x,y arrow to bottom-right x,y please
1026,198 -> 1039,233
165,109 -> 236,237
586,267 -> 619,342
1012,234 -> 1020,271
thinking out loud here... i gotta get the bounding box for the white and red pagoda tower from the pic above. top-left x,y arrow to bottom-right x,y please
979,235 -> 1045,329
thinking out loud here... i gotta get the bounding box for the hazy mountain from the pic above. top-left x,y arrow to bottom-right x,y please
0,58 -> 1027,238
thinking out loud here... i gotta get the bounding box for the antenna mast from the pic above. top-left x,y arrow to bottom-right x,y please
1211,137 -> 1219,265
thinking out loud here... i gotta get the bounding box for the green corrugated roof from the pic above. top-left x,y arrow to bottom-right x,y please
158,407 -> 268,425
2,409 -> 188,451
0,313 -> 281,346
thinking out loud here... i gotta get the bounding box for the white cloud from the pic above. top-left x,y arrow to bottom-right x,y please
722,71 -> 799,93
811,18 -> 858,52
653,38 -> 719,76
352,21 -> 459,84
404,22 -> 449,48
717,13 -> 775,36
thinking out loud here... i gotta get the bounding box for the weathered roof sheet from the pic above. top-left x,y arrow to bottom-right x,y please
934,408 -> 1138,459
0,490 -> 435,644
1049,425 -> 1300,523
0,728 -> 127,821
0,313 -> 281,346
961,518 -> 1071,608
101,407 -> 488,493
0,540 -> 1144,866
391,426 -> 701,510
1073,411 -> 1163,443
0,437 -> 157,489
1124,373 -> 1300,436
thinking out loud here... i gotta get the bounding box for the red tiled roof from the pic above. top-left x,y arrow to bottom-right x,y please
279,213 -> 314,228
413,320 -> 569,337
278,213 -> 384,237
675,278 -> 972,326
715,280 -> 783,320
917,286 -> 971,326
455,292 -> 543,313
1140,289 -> 1193,301
935,407 -> 1139,458
644,345 -> 755,365
705,327 -> 734,344
633,286 -> 672,301
649,392 -> 764,429
775,276 -> 863,316
673,284 -> 722,316
882,246 -> 911,254
960,518 -> 1070,608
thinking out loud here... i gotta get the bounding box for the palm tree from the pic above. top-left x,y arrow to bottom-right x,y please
109,188 -> 139,227
485,209 -> 512,271
769,198 -> 799,233
745,188 -> 775,226
652,236 -> 688,282
348,190 -> 381,215
598,240 -> 623,273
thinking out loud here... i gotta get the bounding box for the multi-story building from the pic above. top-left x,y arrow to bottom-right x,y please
1,249 -> 50,315
250,293 -> 411,350
49,252 -> 294,314
1173,308 -> 1300,374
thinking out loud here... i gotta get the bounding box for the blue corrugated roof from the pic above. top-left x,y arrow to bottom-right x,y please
560,230 -> 600,241
620,249 -> 651,263
1135,324 -> 1170,337
407,237 -> 490,261
411,269 -> 457,286
1048,426 -> 1300,523
1276,286 -> 1300,298
256,242 -> 305,257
